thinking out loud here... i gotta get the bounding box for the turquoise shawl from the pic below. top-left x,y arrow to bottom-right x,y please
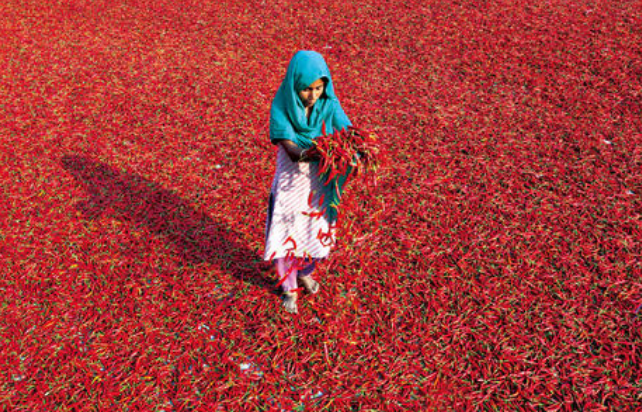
270,51 -> 352,223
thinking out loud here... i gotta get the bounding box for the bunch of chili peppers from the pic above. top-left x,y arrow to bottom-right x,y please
308,125 -> 382,183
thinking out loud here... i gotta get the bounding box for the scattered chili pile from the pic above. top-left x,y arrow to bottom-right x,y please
1,0 -> 641,410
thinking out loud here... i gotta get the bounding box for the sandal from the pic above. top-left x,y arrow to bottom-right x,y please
281,291 -> 298,314
299,276 -> 320,294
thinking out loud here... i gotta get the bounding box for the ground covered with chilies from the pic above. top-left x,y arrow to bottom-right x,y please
1,0 -> 641,410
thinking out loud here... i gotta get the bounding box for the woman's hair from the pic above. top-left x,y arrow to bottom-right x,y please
321,77 -> 329,98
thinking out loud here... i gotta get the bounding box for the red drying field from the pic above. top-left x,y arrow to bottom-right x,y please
1,0 -> 641,410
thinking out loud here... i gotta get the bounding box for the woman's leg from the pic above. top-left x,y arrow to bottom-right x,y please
276,257 -> 298,313
298,258 -> 320,294
276,257 -> 298,292
298,258 -> 317,277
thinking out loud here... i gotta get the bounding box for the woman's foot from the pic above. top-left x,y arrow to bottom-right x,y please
281,291 -> 298,314
299,276 -> 320,294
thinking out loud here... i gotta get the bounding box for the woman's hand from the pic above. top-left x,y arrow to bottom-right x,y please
279,140 -> 320,162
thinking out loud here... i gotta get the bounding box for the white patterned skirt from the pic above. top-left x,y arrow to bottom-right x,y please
263,144 -> 336,261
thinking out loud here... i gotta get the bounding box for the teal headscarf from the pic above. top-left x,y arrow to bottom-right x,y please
270,51 -> 352,223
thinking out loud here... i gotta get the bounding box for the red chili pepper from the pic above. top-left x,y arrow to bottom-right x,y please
283,236 -> 297,251
307,190 -> 315,208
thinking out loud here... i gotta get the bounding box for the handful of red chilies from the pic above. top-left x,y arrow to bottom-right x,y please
306,125 -> 382,183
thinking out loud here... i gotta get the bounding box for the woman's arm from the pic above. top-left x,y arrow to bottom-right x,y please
279,140 -> 320,162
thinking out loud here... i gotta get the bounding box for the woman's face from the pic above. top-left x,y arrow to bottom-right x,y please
298,78 -> 325,108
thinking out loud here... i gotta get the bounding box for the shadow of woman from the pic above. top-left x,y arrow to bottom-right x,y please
61,154 -> 275,293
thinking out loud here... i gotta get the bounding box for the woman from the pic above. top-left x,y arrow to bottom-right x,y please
263,50 -> 352,314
